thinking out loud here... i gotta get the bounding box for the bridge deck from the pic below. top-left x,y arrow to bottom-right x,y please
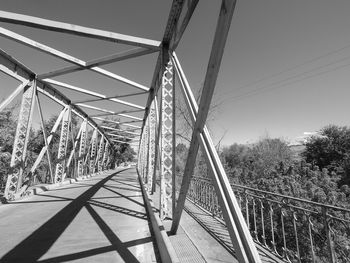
0,169 -> 159,262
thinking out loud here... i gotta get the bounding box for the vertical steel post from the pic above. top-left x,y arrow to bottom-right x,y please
77,119 -> 88,177
54,106 -> 71,183
30,107 -> 67,176
102,140 -> 109,170
142,118 -> 149,183
171,52 -> 262,262
160,58 -> 175,219
35,93 -> 54,183
152,96 -> 161,193
89,128 -> 98,174
4,80 -> 36,199
147,102 -> 156,193
96,136 -> 105,173
66,123 -> 83,177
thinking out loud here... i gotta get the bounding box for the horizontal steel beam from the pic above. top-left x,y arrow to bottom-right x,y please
0,27 -> 150,91
0,48 -> 114,146
93,117 -> 142,130
106,133 -> 134,140
38,48 -> 156,79
73,91 -> 148,104
89,109 -> 144,118
0,10 -> 161,49
77,104 -> 143,121
43,79 -> 145,110
101,126 -> 140,135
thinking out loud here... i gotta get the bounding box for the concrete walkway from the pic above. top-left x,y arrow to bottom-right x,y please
0,169 -> 159,262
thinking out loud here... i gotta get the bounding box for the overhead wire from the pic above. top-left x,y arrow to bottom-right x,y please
220,42 -> 350,97
221,49 -> 350,103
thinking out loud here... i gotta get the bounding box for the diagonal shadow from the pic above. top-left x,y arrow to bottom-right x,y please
88,199 -> 148,220
6,199 -> 70,204
85,204 -> 143,263
0,171 -> 120,262
47,185 -> 91,191
90,195 -> 142,200
110,179 -> 141,189
37,236 -> 155,263
103,184 -> 141,192
36,194 -> 73,201
103,186 -> 144,207
184,201 -> 236,256
109,177 -> 138,183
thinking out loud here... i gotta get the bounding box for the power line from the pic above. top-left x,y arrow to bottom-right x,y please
223,59 -> 350,103
220,42 -> 350,97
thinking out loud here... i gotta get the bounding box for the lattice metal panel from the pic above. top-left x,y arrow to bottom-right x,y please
96,136 -> 105,172
78,119 -> 88,177
139,131 -> 146,178
4,81 -> 35,199
160,60 -> 175,219
147,101 -> 156,193
143,119 -> 149,183
102,141 -> 109,170
54,106 -> 71,183
89,128 -> 98,173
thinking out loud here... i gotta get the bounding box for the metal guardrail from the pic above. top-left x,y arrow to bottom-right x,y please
188,177 -> 350,263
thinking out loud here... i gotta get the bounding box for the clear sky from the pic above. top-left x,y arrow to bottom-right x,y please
1,0 -> 350,146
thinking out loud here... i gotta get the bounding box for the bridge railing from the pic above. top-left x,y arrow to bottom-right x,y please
188,176 -> 350,263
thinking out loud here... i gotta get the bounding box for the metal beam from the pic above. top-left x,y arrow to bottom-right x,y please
76,103 -> 143,121
73,91 -> 148,104
101,125 -> 140,135
0,47 -> 113,145
38,48 -> 156,79
88,67 -> 149,91
4,80 -> 36,200
93,117 -> 142,129
44,79 -> 145,109
170,0 -> 199,50
147,101 -> 156,193
171,0 -> 238,232
106,133 -> 134,140
162,0 -> 185,44
35,92 -> 54,183
0,48 -> 34,82
30,107 -> 67,175
160,59 -> 175,219
111,139 -> 131,144
89,128 -> 98,174
89,109 -> 144,118
172,53 -> 261,262
0,27 -> 150,91
77,119 -> 88,177
66,122 -> 83,173
0,80 -> 30,112
102,141 -> 109,170
54,106 -> 71,183
0,10 -> 161,49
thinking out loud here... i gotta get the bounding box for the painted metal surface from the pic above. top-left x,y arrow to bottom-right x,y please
54,106 -> 71,183
4,81 -> 36,199
160,59 -> 175,220
78,119 -> 88,177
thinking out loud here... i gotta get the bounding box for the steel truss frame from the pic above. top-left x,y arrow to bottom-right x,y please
0,1 -> 262,261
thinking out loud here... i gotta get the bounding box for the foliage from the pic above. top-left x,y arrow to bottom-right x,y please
0,104 -> 18,192
178,134 -> 350,262
0,106 -> 137,195
303,125 -> 350,186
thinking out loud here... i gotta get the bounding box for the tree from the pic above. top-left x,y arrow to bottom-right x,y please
0,104 -> 18,193
303,125 -> 350,185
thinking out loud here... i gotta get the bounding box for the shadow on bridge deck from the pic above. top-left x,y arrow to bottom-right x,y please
0,168 -> 159,262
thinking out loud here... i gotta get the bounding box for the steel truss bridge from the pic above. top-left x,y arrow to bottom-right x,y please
0,1 -> 348,262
